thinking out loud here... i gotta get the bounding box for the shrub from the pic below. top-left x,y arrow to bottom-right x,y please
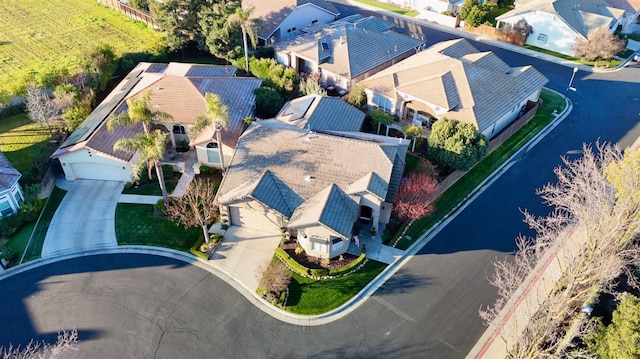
254,86 -> 285,118
329,253 -> 367,276
310,268 -> 329,277
274,247 -> 329,277
161,164 -> 174,178
199,165 -> 215,175
295,246 -> 304,255
189,236 -> 209,260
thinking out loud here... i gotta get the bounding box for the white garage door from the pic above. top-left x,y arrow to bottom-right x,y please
229,206 -> 281,232
69,163 -> 131,182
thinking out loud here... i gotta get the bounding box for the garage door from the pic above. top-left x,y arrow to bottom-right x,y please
69,163 -> 131,182
229,206 -> 281,232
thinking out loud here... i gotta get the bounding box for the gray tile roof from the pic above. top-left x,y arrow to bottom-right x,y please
217,170 -> 303,217
359,39 -> 549,133
0,152 -> 21,191
347,172 -> 388,201
275,16 -> 424,79
497,0 -> 625,39
246,0 -> 340,40
217,120 -> 407,207
288,184 -> 359,238
275,94 -> 365,131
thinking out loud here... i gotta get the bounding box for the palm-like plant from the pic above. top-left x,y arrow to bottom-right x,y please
114,131 -> 170,205
225,6 -> 258,72
190,93 -> 230,171
107,91 -> 173,204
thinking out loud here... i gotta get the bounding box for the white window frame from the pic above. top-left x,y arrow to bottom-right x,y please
537,33 -> 548,43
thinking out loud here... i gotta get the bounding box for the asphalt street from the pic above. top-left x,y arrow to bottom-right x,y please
1,4 -> 639,358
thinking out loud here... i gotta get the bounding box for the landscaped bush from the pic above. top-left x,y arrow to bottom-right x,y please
328,253 -> 367,276
189,236 -> 209,260
0,196 -> 45,238
161,164 -> 174,178
274,247 -> 329,277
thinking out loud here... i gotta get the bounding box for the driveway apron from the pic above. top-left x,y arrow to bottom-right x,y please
41,180 -> 123,257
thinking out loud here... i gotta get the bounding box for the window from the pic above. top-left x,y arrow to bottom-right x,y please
0,199 -> 12,217
12,187 -> 21,204
173,125 -> 185,134
311,241 -> 326,252
537,34 -> 548,43
373,93 -> 393,113
321,41 -> 330,51
206,142 -> 220,164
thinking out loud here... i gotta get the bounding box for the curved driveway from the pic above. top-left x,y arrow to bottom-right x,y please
41,180 -> 122,257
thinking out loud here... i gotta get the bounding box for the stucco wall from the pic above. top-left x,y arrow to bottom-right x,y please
499,12 -> 581,56
273,4 -> 337,42
58,149 -> 133,182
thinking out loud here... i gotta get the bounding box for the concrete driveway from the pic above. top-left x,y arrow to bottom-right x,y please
41,180 -> 123,257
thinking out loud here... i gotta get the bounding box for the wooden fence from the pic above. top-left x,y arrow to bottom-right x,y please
96,0 -> 158,29
465,24 -> 527,46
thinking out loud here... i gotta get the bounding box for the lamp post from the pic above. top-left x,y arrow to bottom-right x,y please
564,67 -> 579,100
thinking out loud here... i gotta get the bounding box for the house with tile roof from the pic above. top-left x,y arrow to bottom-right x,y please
274,14 -> 425,92
245,0 -> 340,45
216,120 -> 409,259
496,0 -> 628,56
358,38 -> 549,139
0,152 -> 23,218
52,62 -> 262,182
275,94 -> 365,131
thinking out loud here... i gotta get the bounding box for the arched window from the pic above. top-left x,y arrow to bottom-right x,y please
206,142 -> 218,149
173,125 -> 186,134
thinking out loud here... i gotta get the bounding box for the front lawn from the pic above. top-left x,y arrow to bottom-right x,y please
122,175 -> 180,196
523,45 -> 624,68
115,203 -> 201,252
354,0 -> 419,16
0,113 -> 56,183
5,186 -> 67,264
398,89 -> 564,249
285,260 -> 387,315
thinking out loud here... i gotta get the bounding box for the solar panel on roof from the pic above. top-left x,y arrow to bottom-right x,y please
146,63 -> 168,73
186,65 -> 237,78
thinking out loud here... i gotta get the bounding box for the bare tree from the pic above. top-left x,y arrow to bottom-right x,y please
392,172 -> 437,222
164,178 -> 219,244
573,27 -> 626,61
0,328 -> 78,359
479,142 -> 640,357
25,83 -> 74,136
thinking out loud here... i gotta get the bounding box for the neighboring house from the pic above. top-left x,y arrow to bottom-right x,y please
380,0 -> 464,14
275,94 -> 365,131
0,152 -> 23,218
245,0 -> 340,45
52,62 -> 262,182
496,0 -> 627,56
216,120 -> 409,259
274,14 -> 425,92
359,38 -> 549,139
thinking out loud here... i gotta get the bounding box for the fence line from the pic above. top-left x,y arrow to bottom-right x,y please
465,24 -> 527,46
96,0 -> 158,29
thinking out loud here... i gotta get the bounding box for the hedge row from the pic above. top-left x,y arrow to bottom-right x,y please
189,236 -> 208,260
274,247 -> 329,277
328,253 -> 367,276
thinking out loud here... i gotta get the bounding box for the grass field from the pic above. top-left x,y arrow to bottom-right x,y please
0,0 -> 164,94
0,113 -> 56,181
354,0 -> 419,16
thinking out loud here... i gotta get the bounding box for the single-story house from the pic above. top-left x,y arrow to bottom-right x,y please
0,152 -> 23,217
52,62 -> 262,182
274,14 -> 425,92
358,38 -> 549,139
275,94 -> 365,131
216,120 -> 409,259
245,0 -> 340,45
380,0 -> 464,14
496,0 -> 627,56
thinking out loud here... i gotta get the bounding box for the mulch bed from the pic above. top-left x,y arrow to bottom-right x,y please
280,241 -> 359,270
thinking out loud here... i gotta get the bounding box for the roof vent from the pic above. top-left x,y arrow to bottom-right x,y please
155,87 -> 164,91
304,175 -> 316,182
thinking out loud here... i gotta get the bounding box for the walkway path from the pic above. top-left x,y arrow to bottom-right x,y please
347,224 -> 405,264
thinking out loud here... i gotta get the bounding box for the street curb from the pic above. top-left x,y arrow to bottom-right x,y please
0,91 -> 573,327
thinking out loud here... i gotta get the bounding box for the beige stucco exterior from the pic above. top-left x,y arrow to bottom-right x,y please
227,200 -> 285,232
58,148 -> 136,182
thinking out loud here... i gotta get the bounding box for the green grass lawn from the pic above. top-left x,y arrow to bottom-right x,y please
354,0 -> 419,16
285,260 -> 387,315
0,113 -> 55,176
0,0 -> 164,95
397,89 -> 564,249
115,203 -> 201,252
523,45 -> 624,68
5,187 -> 67,264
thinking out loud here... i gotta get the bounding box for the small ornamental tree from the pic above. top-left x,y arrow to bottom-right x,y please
427,118 -> 488,171
164,178 -> 220,244
392,172 -> 437,222
573,27 -> 626,61
370,109 -> 394,135
347,85 -> 367,110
